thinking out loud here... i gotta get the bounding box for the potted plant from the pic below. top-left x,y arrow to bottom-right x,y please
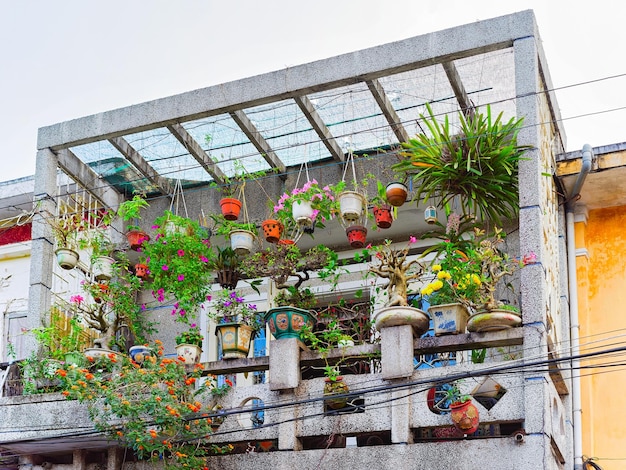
356,237 -> 429,336
209,245 -> 240,289
141,213 -> 214,324
370,181 -> 395,229
211,160 -> 269,221
174,326 -> 204,364
44,211 -> 85,269
209,289 -> 262,360
444,381 -> 480,435
241,244 -> 340,340
212,214 -> 259,256
273,178 -> 336,231
385,181 -> 409,207
117,194 -> 151,250
392,103 -> 531,226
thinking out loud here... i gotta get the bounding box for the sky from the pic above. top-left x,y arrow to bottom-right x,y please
1,0 -> 625,181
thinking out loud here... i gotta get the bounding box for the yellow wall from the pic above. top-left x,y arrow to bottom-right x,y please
578,205 -> 626,469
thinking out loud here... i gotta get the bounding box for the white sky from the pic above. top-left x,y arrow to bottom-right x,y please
1,0 -> 624,181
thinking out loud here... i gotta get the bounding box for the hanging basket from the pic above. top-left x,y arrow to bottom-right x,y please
345,225 -> 367,248
134,263 -> 149,279
92,255 -> 115,281
292,200 -> 315,227
385,182 -> 408,207
220,198 -> 243,221
126,229 -> 150,251
261,219 -> 284,244
55,247 -> 79,270
373,205 -> 393,229
338,191 -> 367,224
229,229 -> 256,255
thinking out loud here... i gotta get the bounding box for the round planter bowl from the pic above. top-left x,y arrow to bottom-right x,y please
175,343 -> 202,364
264,306 -> 316,340
55,248 -> 79,270
373,305 -> 430,337
466,308 -> 522,332
385,182 -> 408,207
92,255 -> 115,281
129,345 -> 155,364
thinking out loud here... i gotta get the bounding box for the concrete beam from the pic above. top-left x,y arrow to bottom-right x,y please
167,123 -> 227,183
37,11 -> 536,150
294,95 -> 345,162
108,137 -> 173,195
366,79 -> 410,143
442,61 -> 475,118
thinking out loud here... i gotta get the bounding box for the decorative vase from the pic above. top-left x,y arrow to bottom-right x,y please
450,400 -> 480,434
261,219 -> 284,244
324,376 -> 350,410
466,308 -> 522,332
92,255 -> 115,281
134,263 -> 149,279
373,205 -> 393,229
175,343 -> 202,364
345,225 -> 367,248
215,323 -> 255,360
292,200 -> 315,227
385,182 -> 408,207
126,229 -> 150,251
337,191 -> 366,223
220,197 -> 242,221
129,345 -> 155,364
428,303 -> 470,336
229,229 -> 256,255
373,305 -> 430,337
264,306 -> 316,340
216,268 -> 240,289
55,247 -> 79,270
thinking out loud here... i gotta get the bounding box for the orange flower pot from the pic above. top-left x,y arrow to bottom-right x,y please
126,230 -> 150,251
373,205 -> 393,229
385,182 -> 408,207
220,198 -> 242,221
261,219 -> 284,244
450,400 -> 480,434
346,225 -> 367,248
134,263 -> 149,279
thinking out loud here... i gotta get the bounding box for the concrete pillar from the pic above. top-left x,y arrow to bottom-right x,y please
72,449 -> 86,469
268,338 -> 301,391
390,388 -> 412,444
380,325 -> 414,379
107,447 -> 124,470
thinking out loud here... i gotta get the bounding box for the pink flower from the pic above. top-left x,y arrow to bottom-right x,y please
206,295 -> 212,301
161,265 -> 169,271
70,295 -> 84,304
177,249 -> 185,257
177,274 -> 185,281
200,256 -> 209,263
409,236 -> 417,244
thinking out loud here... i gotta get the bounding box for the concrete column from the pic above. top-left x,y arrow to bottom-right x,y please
72,449 -> 86,469
277,389 -> 302,451
381,325 -> 414,379
107,447 -> 124,470
269,338 -> 301,391
390,388 -> 412,444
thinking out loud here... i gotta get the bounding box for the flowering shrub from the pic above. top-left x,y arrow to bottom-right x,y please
57,340 -> 232,469
175,326 -> 204,346
273,179 -> 335,226
209,289 -> 261,329
142,212 -> 215,324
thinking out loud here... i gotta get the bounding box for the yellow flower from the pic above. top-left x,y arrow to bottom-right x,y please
471,274 -> 481,285
437,270 -> 451,280
432,264 -> 442,272
431,280 -> 444,290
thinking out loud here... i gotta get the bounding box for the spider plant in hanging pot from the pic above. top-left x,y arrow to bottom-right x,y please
117,194 -> 151,251
392,103 -> 531,226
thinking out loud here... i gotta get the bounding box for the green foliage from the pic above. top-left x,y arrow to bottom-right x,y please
393,104 -> 530,225
117,194 -> 150,231
208,289 -> 262,330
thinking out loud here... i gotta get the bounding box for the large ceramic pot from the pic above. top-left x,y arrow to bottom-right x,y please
55,247 -> 79,270
466,308 -> 522,332
428,303 -> 470,336
215,323 -> 255,359
220,198 -> 242,221
229,229 -> 256,256
450,400 -> 480,434
385,182 -> 408,207
175,343 -> 202,364
324,376 -> 350,410
373,305 -> 430,337
261,219 -> 284,244
264,306 -> 316,340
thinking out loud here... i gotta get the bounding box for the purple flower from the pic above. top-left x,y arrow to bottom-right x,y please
206,295 -> 212,301
229,291 -> 237,298
223,301 -> 232,308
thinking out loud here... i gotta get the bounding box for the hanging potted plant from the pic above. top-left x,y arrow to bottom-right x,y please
356,237 -> 430,336
209,289 -> 262,360
371,181 -> 395,229
273,178 -> 336,230
117,194 -> 151,251
385,181 -> 409,207
208,246 -> 240,289
44,210 -> 85,270
392,103 -> 531,226
445,381 -> 480,435
174,326 -> 204,364
261,218 -> 284,244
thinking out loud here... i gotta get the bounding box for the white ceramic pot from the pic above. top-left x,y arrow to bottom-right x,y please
428,303 -> 470,336
292,200 -> 315,226
338,191 -> 366,223
175,343 -> 202,364
92,255 -> 115,281
55,247 -> 79,270
229,229 -> 256,255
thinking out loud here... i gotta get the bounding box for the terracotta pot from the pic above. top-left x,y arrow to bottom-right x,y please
216,268 -> 239,289
134,263 -> 149,279
278,239 -> 295,246
55,247 -> 79,270
324,376 -> 350,410
93,283 -> 110,303
450,400 -> 480,434
373,205 -> 393,229
215,323 -> 255,359
261,219 -> 284,244
385,182 -> 408,207
220,198 -> 243,221
126,230 -> 150,251
264,306 -> 316,340
345,225 -> 367,248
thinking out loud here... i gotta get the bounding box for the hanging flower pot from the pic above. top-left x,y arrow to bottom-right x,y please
134,263 -> 149,279
345,225 -> 367,248
337,191 -> 367,223
55,247 -> 79,270
373,205 -> 393,229
278,239 -> 295,246
292,200 -> 315,227
261,219 -> 284,244
229,229 -> 256,256
216,269 -> 240,289
215,323 -> 255,360
126,229 -> 150,251
92,255 -> 115,281
385,182 -> 408,207
450,400 -> 480,434
220,197 -> 243,221
175,343 -> 202,364
428,303 -> 470,336
264,306 -> 316,340
324,376 -> 350,410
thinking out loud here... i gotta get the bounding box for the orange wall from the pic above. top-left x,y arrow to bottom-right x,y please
578,205 -> 626,469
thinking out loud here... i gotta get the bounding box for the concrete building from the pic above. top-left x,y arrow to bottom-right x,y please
0,9 -> 608,469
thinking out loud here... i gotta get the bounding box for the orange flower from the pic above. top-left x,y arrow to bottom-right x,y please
85,373 -> 94,380
117,431 -> 124,437
149,430 -> 157,438
62,390 -> 70,396
57,369 -> 67,377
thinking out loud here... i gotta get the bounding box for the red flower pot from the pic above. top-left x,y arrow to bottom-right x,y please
126,230 -> 150,251
278,239 -> 295,246
134,263 -> 149,279
346,225 -> 367,248
220,198 -> 242,221
385,182 -> 408,207
262,219 -> 284,244
373,205 -> 393,229
450,400 -> 480,434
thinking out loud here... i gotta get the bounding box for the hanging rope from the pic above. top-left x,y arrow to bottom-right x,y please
169,179 -> 189,218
